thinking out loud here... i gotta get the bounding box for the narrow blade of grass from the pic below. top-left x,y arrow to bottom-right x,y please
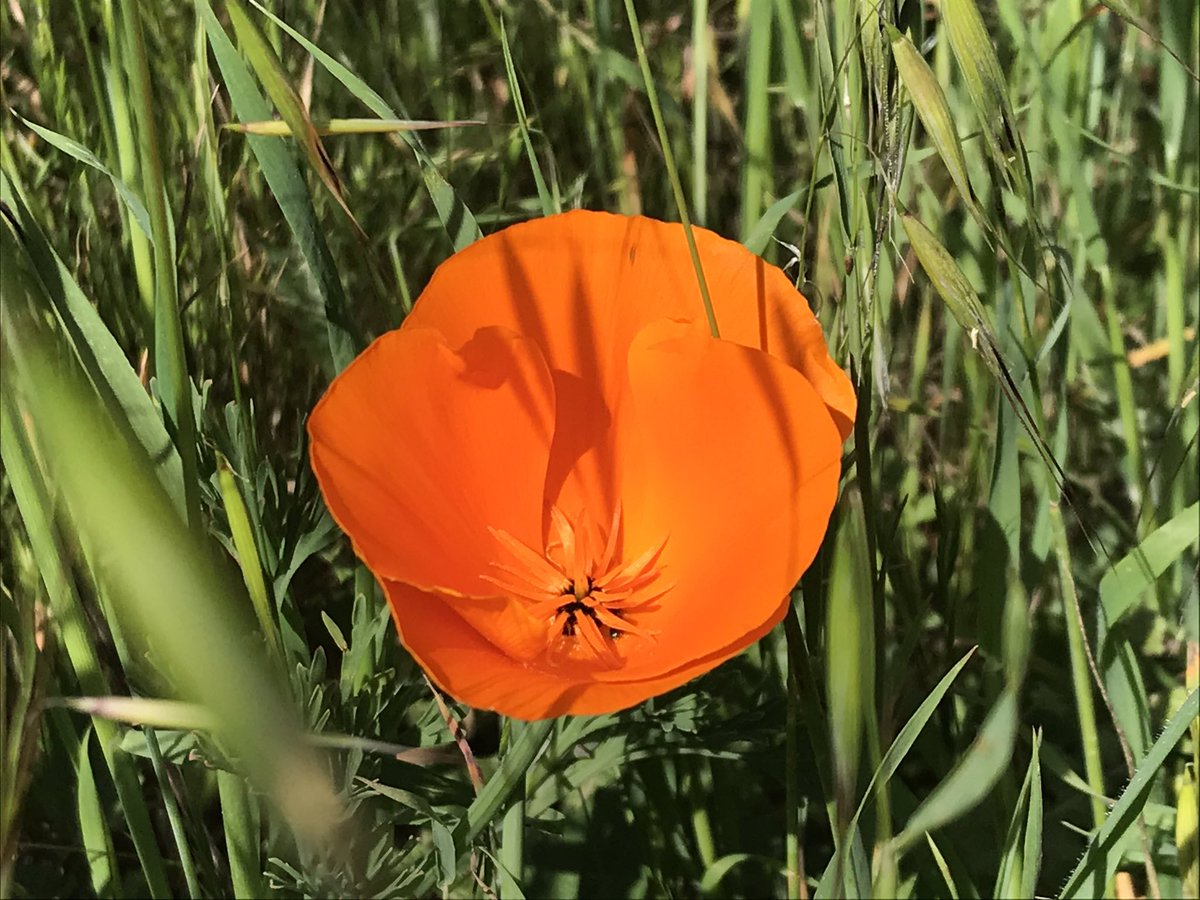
119,0 -> 201,529
14,112 -> 153,242
1099,502 -> 1200,629
893,689 -> 1019,852
1060,688 -> 1200,898
743,187 -> 803,256
246,0 -> 483,251
499,18 -> 558,216
826,487 -> 873,826
941,0 -> 1033,202
0,170 -> 185,515
195,0 -> 356,372
224,117 -> 485,135
223,0 -> 362,235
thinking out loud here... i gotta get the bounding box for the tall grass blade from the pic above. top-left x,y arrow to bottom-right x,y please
14,113 -> 153,242
1060,688 -> 1200,898
0,170 -> 185,513
499,19 -> 557,217
246,0 -> 483,251
893,690 -> 1019,852
75,728 -> 120,899
223,0 -> 362,234
119,0 -> 201,529
195,0 -> 356,372
1099,502 -> 1200,628
941,0 -> 1033,202
885,26 -> 982,226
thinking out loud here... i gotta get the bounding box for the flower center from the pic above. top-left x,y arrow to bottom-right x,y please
485,505 -> 668,666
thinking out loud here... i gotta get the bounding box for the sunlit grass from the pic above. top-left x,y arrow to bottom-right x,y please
1,1 -> 1197,897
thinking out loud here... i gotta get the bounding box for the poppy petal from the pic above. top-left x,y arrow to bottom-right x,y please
385,581 -> 790,720
308,326 -> 555,596
600,320 -> 842,682
403,210 -> 854,448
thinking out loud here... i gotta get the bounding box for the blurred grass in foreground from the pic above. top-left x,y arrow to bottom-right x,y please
1,0 -> 1197,897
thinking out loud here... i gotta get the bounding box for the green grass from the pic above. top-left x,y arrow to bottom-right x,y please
1,1 -> 1198,897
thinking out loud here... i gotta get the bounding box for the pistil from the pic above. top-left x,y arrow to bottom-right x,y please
485,504 -> 669,664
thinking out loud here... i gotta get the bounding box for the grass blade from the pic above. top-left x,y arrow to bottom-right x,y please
826,487 -> 873,826
941,0 -> 1032,202
119,0 -> 201,529
0,170 -> 185,514
499,18 -> 557,217
245,0 -> 483,252
894,689 -> 1019,852
14,113 -> 153,242
1060,688 -> 1200,898
195,0 -> 356,372
223,0 -> 361,234
75,728 -> 121,899
223,117 -> 485,135
1099,502 -> 1200,629
743,187 -> 803,256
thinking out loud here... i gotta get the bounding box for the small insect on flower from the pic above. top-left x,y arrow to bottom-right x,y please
308,211 -> 855,720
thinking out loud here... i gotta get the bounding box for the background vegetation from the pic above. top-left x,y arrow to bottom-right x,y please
1,0 -> 1197,897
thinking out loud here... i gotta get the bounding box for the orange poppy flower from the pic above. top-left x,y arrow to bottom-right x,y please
309,211 -> 855,720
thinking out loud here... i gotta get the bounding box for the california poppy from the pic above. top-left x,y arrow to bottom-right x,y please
309,211 -> 855,720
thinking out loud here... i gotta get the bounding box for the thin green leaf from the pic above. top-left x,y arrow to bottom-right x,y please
499,18 -> 557,216
217,454 -> 285,670
195,0 -> 356,372
0,171 -> 185,514
743,188 -> 803,256
941,0 -> 1032,201
1099,502 -> 1200,628
993,730 -> 1041,898
1021,734 -> 1044,899
15,113 -> 153,243
76,728 -> 121,899
245,0 -> 482,251
826,487 -> 873,822
926,833 -> 960,900
1060,689 -> 1200,898
894,690 -> 1019,851
223,0 -> 361,234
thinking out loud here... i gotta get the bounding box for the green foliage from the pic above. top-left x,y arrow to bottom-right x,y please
1,0 -> 1197,898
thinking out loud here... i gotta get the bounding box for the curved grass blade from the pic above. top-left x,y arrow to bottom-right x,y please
499,18 -> 558,216
1060,688 -> 1200,898
893,689 -> 1019,852
246,0 -> 483,252
902,213 -> 1067,494
826,487 -> 873,825
14,113 -> 153,243
195,0 -> 355,372
941,0 -> 1032,202
8,323 -> 350,857
993,730 -> 1042,898
75,728 -> 120,899
743,188 -> 804,256
0,391 -> 172,899
119,0 -> 201,529
1,171 -> 185,513
1099,502 -> 1200,629
217,454 -> 286,671
223,0 -> 362,237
